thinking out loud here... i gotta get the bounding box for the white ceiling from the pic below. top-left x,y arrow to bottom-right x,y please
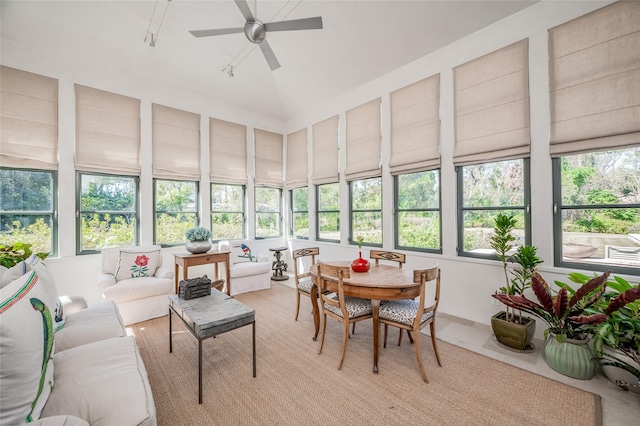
1,0 -> 538,122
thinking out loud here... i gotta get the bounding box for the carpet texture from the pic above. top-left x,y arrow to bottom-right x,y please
130,283 -> 601,426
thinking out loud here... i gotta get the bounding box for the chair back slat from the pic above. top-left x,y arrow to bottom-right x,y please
370,250 -> 406,268
292,247 -> 320,288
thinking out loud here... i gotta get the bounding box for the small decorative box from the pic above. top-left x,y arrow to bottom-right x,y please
179,276 -> 212,300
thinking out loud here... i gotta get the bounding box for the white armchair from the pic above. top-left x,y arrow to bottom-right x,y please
97,245 -> 174,325
219,240 -> 271,296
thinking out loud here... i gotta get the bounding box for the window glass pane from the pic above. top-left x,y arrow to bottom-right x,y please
155,180 -> 198,246
255,187 -> 281,238
462,209 -> 524,252
1,169 -> 54,254
352,211 -> 382,244
211,184 -> 243,211
292,212 -> 309,238
79,174 -> 136,252
256,212 -> 280,238
398,211 -> 440,249
556,148 -> 640,272
318,183 -> 339,210
397,171 -> 439,209
291,188 -> 309,239
81,213 -> 136,251
292,188 -> 308,211
318,212 -> 339,241
211,183 -> 245,240
462,160 -> 524,207
352,177 -> 382,210
81,175 -> 135,212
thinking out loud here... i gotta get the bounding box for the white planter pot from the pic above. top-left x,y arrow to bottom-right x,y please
601,346 -> 640,393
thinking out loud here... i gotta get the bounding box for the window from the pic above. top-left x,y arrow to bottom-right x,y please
350,177 -> 382,246
316,183 -> 340,242
290,187 -> 308,239
78,172 -> 138,253
395,170 -> 441,252
211,183 -> 245,241
255,187 -> 281,238
457,159 -> 530,257
553,148 -> 640,275
1,168 -> 57,255
154,179 -> 198,246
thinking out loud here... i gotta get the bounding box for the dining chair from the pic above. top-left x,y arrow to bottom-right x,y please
379,265 -> 442,383
370,250 -> 406,268
292,247 -> 320,321
317,263 -> 373,370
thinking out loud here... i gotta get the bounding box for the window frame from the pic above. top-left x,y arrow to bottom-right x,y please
210,182 -> 246,242
394,169 -> 442,254
552,155 -> 640,276
456,158 -> 531,260
0,167 -> 58,257
290,187 -> 309,240
255,186 -> 282,239
153,178 -> 200,247
349,176 -> 383,248
76,171 -> 139,255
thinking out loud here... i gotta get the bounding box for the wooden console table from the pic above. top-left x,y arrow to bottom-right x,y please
174,250 -> 231,295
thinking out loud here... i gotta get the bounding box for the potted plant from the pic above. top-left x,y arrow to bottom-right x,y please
493,270 -> 640,380
489,213 -> 540,351
0,242 -> 49,268
581,274 -> 640,392
185,226 -> 212,254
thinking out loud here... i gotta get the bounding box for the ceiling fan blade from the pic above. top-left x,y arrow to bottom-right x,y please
189,27 -> 244,38
259,40 -> 281,71
234,0 -> 255,22
264,17 -> 323,32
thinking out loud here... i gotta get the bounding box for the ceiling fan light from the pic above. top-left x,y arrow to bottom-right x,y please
244,21 -> 266,43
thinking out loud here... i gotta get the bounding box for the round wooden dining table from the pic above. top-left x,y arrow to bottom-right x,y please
310,261 -> 421,373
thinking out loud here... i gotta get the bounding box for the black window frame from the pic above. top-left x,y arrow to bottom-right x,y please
210,182 -> 246,242
255,186 -> 282,239
153,178 -> 200,247
349,176 -> 383,248
315,182 -> 340,243
290,187 -> 309,240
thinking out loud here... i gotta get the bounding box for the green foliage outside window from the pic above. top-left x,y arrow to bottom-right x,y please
155,180 -> 197,245
211,183 -> 245,240
255,187 -> 281,238
291,187 -> 309,238
317,183 -> 340,241
396,170 -> 440,250
351,178 -> 382,245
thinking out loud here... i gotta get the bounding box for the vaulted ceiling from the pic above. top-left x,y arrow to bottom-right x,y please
1,0 -> 537,122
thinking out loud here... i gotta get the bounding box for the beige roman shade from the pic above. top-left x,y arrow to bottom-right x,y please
453,39 -> 530,166
549,1 -> 640,156
312,115 -> 339,185
0,66 -> 58,170
286,128 -> 308,188
152,103 -> 200,180
390,74 -> 441,174
254,128 -> 283,187
345,98 -> 381,181
75,85 -> 141,175
210,117 -> 247,185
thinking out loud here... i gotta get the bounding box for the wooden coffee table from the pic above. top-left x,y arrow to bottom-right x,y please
169,289 -> 256,404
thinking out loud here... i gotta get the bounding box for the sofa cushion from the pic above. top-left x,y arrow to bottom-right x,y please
0,261 -> 28,288
102,276 -> 173,303
115,250 -> 161,282
0,270 -> 55,425
41,336 -> 156,426
25,256 -> 65,331
229,261 -> 271,278
230,241 -> 256,263
54,301 -> 126,352
102,245 -> 163,276
30,415 -> 90,426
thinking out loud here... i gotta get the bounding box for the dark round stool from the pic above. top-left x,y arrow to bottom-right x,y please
269,247 -> 289,281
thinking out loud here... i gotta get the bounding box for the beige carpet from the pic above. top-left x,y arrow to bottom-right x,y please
130,283 -> 601,426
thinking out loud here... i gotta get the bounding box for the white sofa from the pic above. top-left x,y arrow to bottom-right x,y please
0,256 -> 156,426
97,245 -> 174,325
219,240 -> 271,296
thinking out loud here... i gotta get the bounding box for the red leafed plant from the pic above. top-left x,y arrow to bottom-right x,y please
492,271 -> 615,342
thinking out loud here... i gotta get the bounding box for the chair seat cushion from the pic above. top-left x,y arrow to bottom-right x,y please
229,261 -> 271,278
102,276 -> 173,303
324,296 -> 372,319
379,300 -> 433,326
297,277 -> 313,293
54,302 -> 126,352
41,336 -> 156,426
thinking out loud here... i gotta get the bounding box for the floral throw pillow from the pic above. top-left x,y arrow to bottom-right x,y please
114,250 -> 161,282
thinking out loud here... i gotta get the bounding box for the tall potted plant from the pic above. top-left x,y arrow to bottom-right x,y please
493,270 -> 640,380
489,213 -> 540,351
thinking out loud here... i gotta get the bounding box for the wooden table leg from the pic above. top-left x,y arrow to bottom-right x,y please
372,299 -> 381,374
174,263 -> 179,294
310,282 -> 320,341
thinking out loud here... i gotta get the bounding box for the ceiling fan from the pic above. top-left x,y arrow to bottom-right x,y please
189,0 -> 323,71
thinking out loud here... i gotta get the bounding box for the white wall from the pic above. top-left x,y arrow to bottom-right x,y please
4,1 -> 636,335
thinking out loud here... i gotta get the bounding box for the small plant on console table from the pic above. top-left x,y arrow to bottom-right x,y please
184,226 -> 213,254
